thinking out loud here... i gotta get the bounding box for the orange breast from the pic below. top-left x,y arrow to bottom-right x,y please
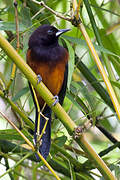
27,49 -> 68,108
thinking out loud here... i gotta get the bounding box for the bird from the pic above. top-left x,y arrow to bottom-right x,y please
27,24 -> 70,159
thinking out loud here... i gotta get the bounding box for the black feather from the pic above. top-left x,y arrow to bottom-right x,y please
58,63 -> 68,105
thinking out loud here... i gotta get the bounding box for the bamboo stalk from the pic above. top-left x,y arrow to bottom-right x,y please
0,32 -> 116,180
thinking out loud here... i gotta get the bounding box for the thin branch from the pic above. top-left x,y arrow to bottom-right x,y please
5,0 -> 20,92
0,111 -> 61,180
14,0 -> 20,50
0,153 -> 32,179
0,28 -> 116,180
78,22 -> 120,121
0,90 -> 34,130
31,0 -> 71,21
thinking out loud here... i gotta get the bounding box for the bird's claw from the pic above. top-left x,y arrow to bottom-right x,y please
37,74 -> 42,84
33,134 -> 43,151
52,95 -> 59,106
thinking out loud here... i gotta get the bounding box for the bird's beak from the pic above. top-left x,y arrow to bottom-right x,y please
56,28 -> 71,37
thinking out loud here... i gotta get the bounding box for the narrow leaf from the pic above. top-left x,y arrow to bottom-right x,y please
12,87 -> 29,102
63,38 -> 75,90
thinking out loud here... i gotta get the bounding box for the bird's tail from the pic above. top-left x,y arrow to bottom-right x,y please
34,105 -> 51,160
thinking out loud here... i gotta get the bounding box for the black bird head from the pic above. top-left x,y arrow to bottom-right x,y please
29,24 -> 70,48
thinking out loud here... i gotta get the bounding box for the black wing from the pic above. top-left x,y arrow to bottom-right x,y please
58,63 -> 68,105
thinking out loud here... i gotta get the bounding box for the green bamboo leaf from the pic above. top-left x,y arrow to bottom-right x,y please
109,81 -> 120,89
64,35 -> 120,59
66,91 -> 89,116
0,21 -> 26,31
0,129 -> 32,141
66,92 -> 82,110
54,135 -> 67,147
0,129 -> 23,141
73,81 -> 95,111
90,4 -> 120,17
12,87 -> 29,102
71,81 -> 96,123
63,38 -> 75,90
68,160 -> 76,180
109,164 -> 120,179
77,61 -> 114,110
20,7 -> 32,27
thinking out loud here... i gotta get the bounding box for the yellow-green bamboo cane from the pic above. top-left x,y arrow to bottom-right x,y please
0,33 -> 116,180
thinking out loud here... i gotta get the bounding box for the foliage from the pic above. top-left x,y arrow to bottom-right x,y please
0,0 -> 120,179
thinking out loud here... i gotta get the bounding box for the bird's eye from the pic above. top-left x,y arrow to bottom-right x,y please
47,29 -> 54,35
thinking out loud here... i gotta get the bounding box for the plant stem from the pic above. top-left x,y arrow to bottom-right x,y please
0,30 -> 116,180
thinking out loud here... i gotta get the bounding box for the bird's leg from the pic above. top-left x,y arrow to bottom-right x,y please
33,132 -> 42,151
41,102 -> 46,113
31,74 -> 42,150
52,95 -> 59,106
34,74 -> 49,150
35,104 -> 49,149
37,113 -> 49,143
30,83 -> 41,150
36,109 -> 41,144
